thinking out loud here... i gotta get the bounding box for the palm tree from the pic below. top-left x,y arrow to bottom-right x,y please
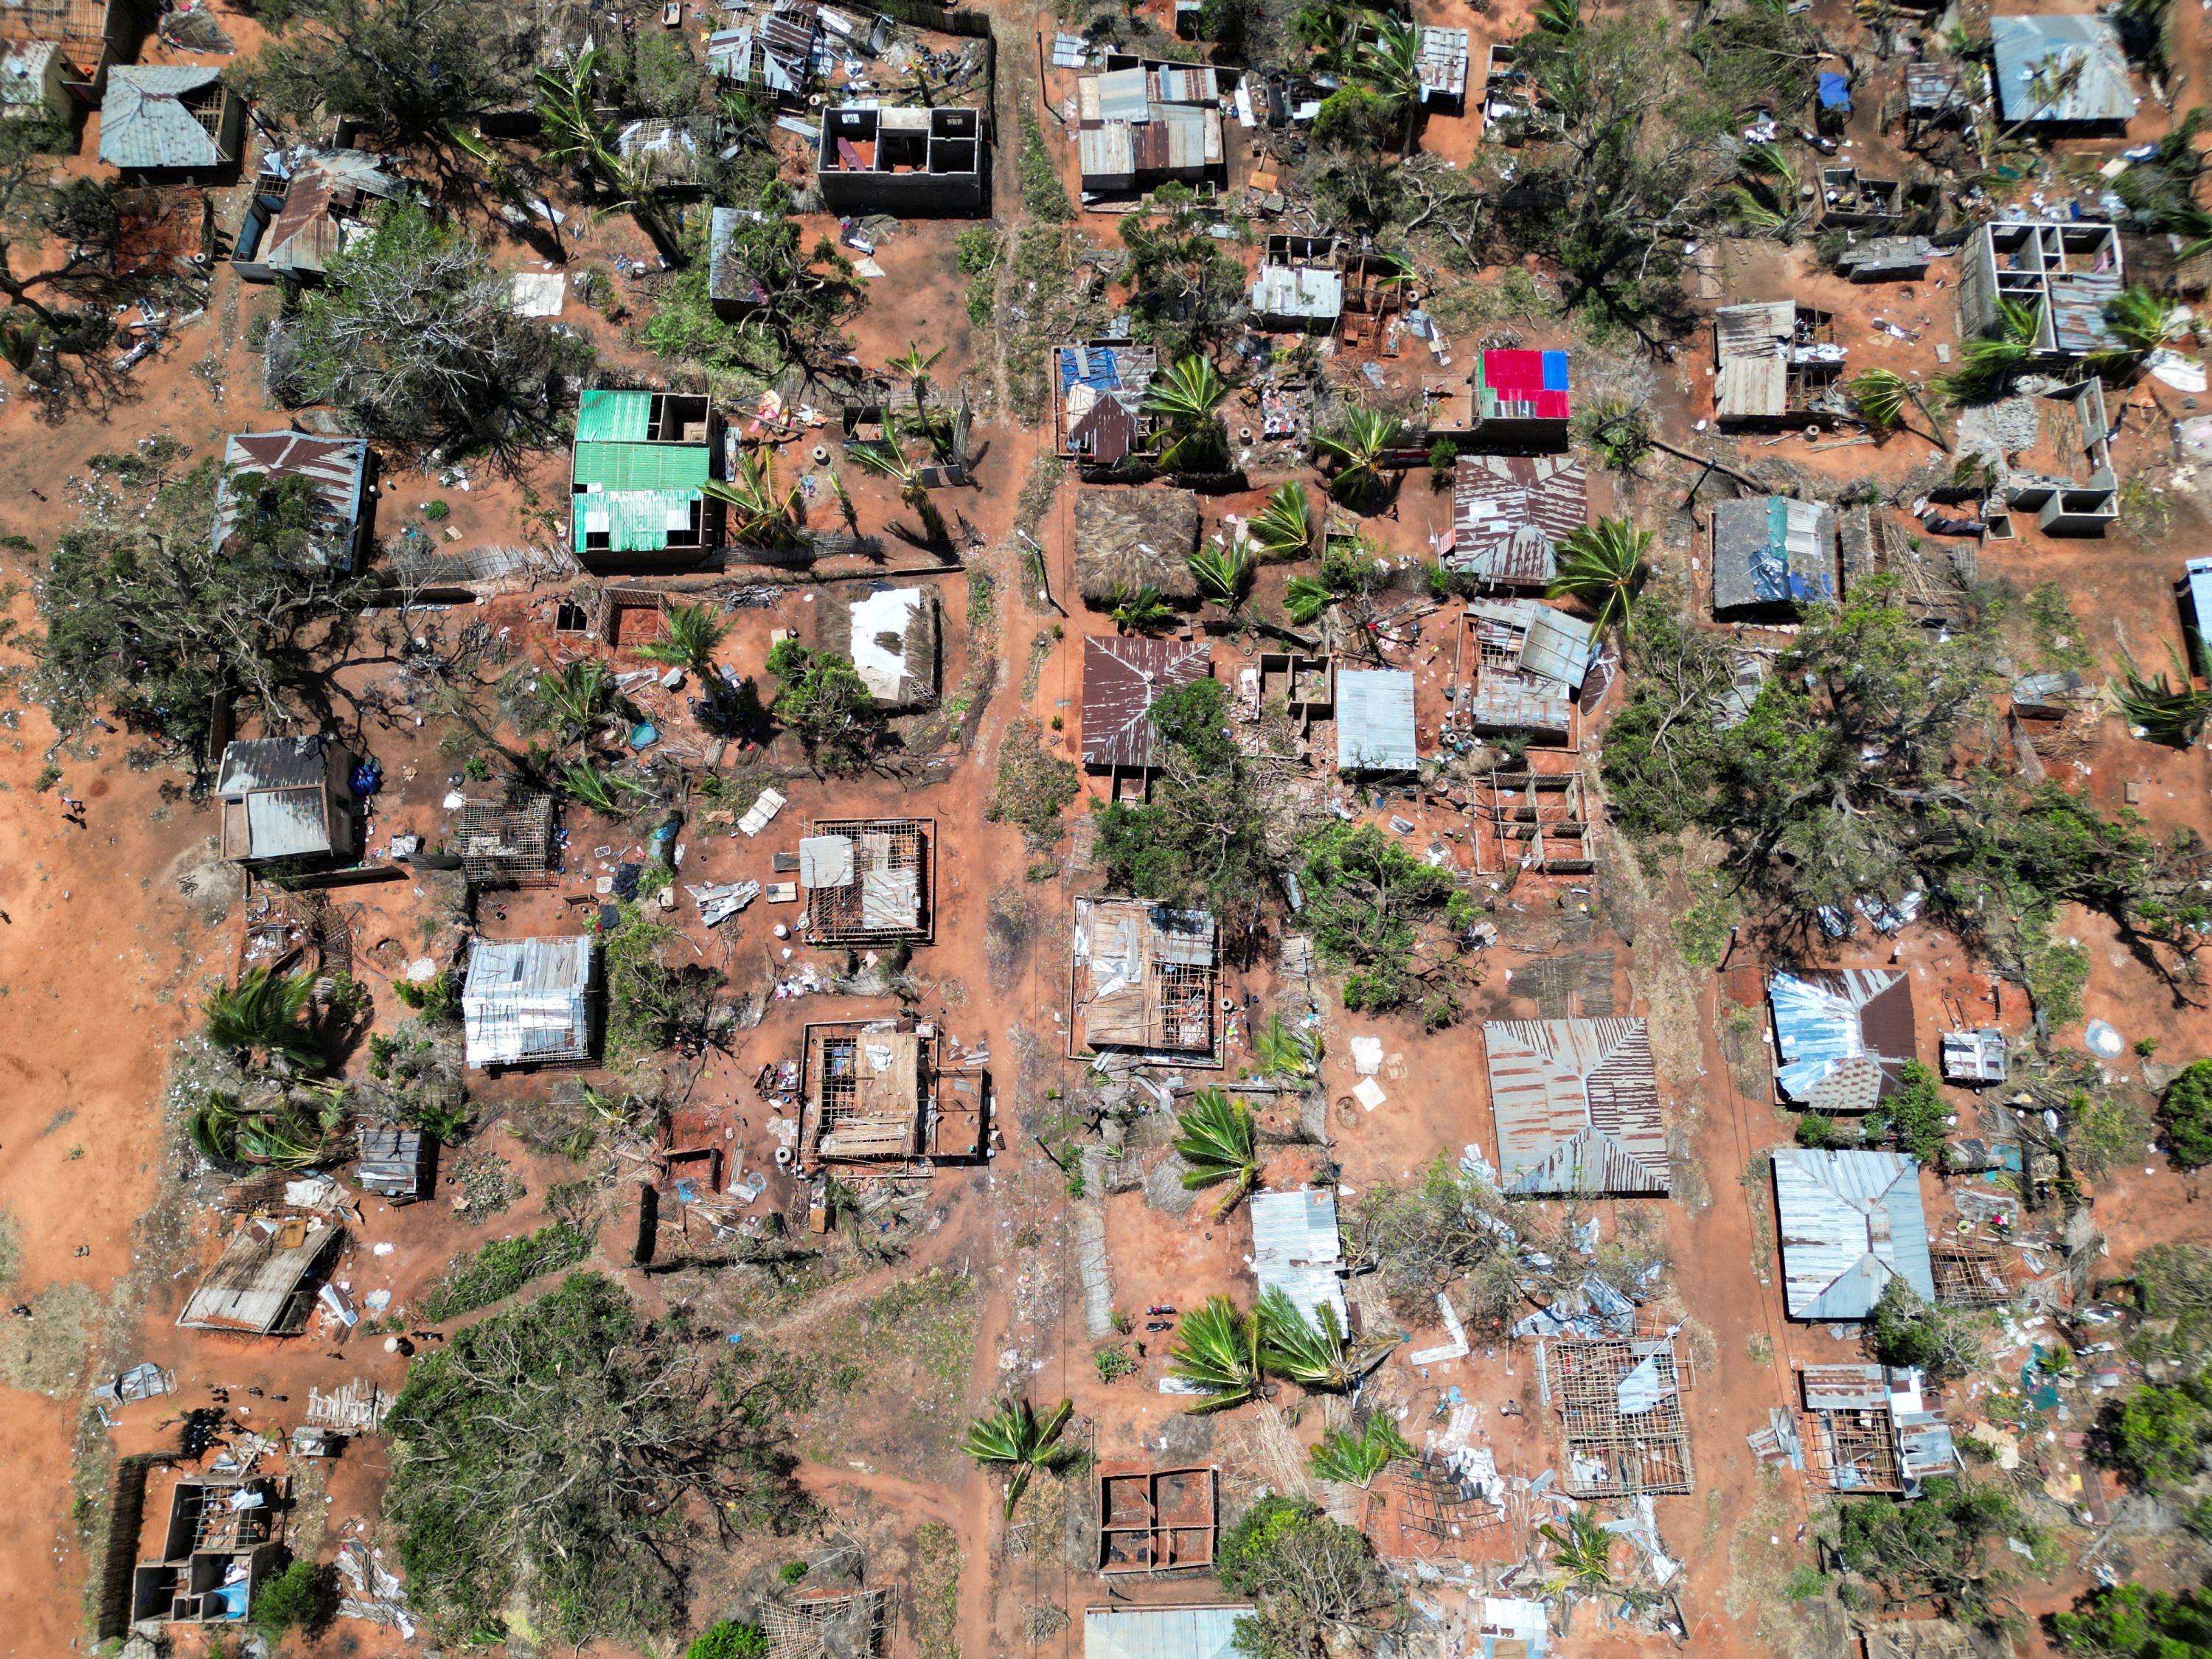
1249,482 -> 1319,563
636,601 -> 731,691
961,1396 -> 1074,1517
204,967 -> 323,1074
2113,649 -> 2212,745
539,658 -> 625,745
845,416 -> 949,543
558,760 -> 652,815
1256,1288 -> 1389,1393
2094,285 -> 2188,370
1110,583 -> 1176,632
1361,15 -> 1428,156
1934,297 -> 2041,406
1309,1415 -> 1414,1486
1315,407 -> 1404,509
1173,1088 -> 1265,1216
704,448 -> 808,549
1142,355 -> 1231,474
1540,1508 -> 1615,1594
1166,1295 -> 1267,1412
1723,140 -> 1804,236
1846,368 -> 1910,432
888,340 -> 947,409
1534,0 -> 1580,34
1253,1012 -> 1320,1080
1547,517 -> 1651,637
533,49 -> 618,183
1187,543 -> 1253,611
1284,575 -> 1333,627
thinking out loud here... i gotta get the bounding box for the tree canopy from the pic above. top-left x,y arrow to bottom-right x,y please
1093,679 -> 1276,923
241,0 -> 530,139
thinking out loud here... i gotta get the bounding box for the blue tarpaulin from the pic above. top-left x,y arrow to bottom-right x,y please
1818,72 -> 1851,110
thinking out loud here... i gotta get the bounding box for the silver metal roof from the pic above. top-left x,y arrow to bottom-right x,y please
1991,15 -> 2138,126
462,936 -> 596,1067
799,833 -> 855,887
98,65 -> 229,170
1770,1147 -> 1936,1321
1251,262 -> 1343,320
1335,668 -> 1418,771
1248,1187 -> 1346,1332
244,786 -> 334,860
1085,1606 -> 1252,1659
217,734 -> 329,796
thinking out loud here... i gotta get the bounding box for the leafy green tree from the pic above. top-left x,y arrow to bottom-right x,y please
1172,1088 -> 1265,1216
2093,1377 -> 2212,1490
1119,199 -> 1248,360
765,640 -> 878,773
2051,1580 -> 2212,1656
961,1397 -> 1074,1516
1359,15 -> 1430,155
705,448 -> 810,551
1866,1060 -> 1952,1167
686,1622 -> 770,1659
2164,1061 -> 2212,1170
636,602 -> 731,692
1297,822 -> 1467,1016
2114,650 -> 2212,747
1216,1495 -> 1397,1659
251,1559 -> 340,1638
1092,679 -> 1274,922
844,415 -> 948,543
241,0 -> 527,141
385,1273 -> 810,1646
1188,543 -> 1254,610
1256,1287 -> 1388,1394
1865,1279 -> 1975,1385
1832,1477 -> 2031,1624
1253,1013 -> 1320,1080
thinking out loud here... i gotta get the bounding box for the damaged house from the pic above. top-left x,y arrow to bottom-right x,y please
708,0 -> 824,104
1070,897 -> 1219,1063
1710,495 -> 1837,619
1448,454 -> 1587,590
570,389 -> 723,568
1989,13 -> 2138,133
1713,300 -> 1846,425
97,64 -> 242,180
1770,1147 -> 1936,1321
215,431 -> 374,574
1462,598 -> 1595,745
1483,1018 -> 1668,1197
1335,667 -> 1419,773
817,583 -> 939,706
1097,1464 -> 1218,1575
130,1476 -> 285,1626
1958,220 -> 2123,359
1074,486 -> 1203,609
1,0 -> 138,93
1081,634 -> 1211,786
1767,968 -> 1916,1113
1056,338 -> 1160,468
800,1018 -> 970,1164
814,7 -> 994,215
176,1217 -> 346,1336
1248,235 -> 1344,333
1248,1186 -> 1347,1332
232,150 -> 406,283
1993,378 -> 2119,536
800,817 -> 934,944
1796,1363 -> 1960,1495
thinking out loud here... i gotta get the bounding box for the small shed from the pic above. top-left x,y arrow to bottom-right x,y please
1082,635 -> 1211,771
0,39 -> 68,122
462,936 -> 597,1068
1450,454 -> 1587,587
215,734 -> 356,866
1472,347 -> 1570,435
1770,1147 -> 1935,1321
1767,967 -> 1916,1113
1336,668 -> 1418,771
1711,495 -> 1837,617
97,65 -> 241,176
1940,1027 -> 2007,1085
1416,24 -> 1470,108
1074,487 -> 1203,608
1249,235 -> 1344,332
1084,1605 -> 1252,1659
819,584 -> 939,706
355,1127 -> 429,1202
1248,1187 -> 1347,1332
1990,14 -> 2138,129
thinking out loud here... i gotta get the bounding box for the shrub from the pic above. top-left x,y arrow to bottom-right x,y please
1095,1343 -> 1137,1383
251,1559 -> 340,1636
417,1222 -> 595,1323
2163,1060 -> 2212,1170
688,1620 -> 771,1658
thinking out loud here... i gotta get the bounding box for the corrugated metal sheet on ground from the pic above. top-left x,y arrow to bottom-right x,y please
1335,668 -> 1418,770
1770,1147 -> 1935,1321
1248,1188 -> 1347,1333
575,388 -> 655,443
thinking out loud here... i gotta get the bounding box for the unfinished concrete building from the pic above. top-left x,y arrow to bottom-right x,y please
800,1019 -> 973,1164
800,818 -> 934,945
1797,1364 -> 1959,1495
1098,1464 -> 1217,1574
1818,166 -> 1903,229
131,1476 -> 285,1626
1958,220 -> 2123,358
1996,378 -> 2118,535
818,105 -> 988,215
1471,769 -> 1593,876
1546,1335 -> 1694,1496
1714,301 -> 1847,425
1070,898 -> 1218,1063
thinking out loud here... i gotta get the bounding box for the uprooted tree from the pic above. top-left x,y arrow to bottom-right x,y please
383,1272 -> 812,1646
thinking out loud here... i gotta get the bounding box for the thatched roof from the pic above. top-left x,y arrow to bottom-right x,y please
818,582 -> 940,707
1074,487 -> 1203,607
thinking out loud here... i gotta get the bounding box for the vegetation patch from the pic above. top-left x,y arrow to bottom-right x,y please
416,1221 -> 596,1324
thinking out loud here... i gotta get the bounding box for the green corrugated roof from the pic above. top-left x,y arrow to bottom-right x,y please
571,442 -> 711,493
575,487 -> 699,553
575,389 -> 654,442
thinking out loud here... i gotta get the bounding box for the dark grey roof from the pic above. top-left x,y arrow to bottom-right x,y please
1711,495 -> 1836,613
216,735 -> 330,796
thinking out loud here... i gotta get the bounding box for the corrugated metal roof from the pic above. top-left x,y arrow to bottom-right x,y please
572,442 -> 711,492
1484,1018 -> 1668,1196
1991,14 -> 2138,125
177,1220 -> 344,1335
1711,495 -> 1834,612
1085,1605 -> 1252,1659
462,936 -> 596,1067
1082,636 -> 1211,770
244,785 -> 334,860
1451,454 -> 1587,587
577,487 -> 699,553
1093,67 -> 1151,124
1768,968 -> 1915,1112
1770,1147 -> 1935,1321
1335,668 -> 1418,771
1248,1188 -> 1346,1331
799,833 -> 855,887
1799,1362 -> 1893,1411
217,734 -> 330,795
576,388 -> 653,443
1251,262 -> 1343,320
98,65 -> 229,170
1416,25 -> 1470,100
1520,607 -> 1594,689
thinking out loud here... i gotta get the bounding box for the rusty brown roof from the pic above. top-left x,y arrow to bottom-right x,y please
1483,1018 -> 1668,1196
1081,635 -> 1210,770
